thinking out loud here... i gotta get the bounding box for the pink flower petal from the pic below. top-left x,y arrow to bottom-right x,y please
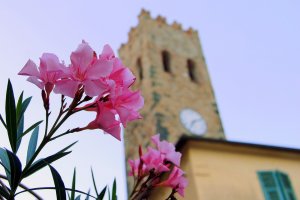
121,90 -> 144,110
85,59 -> 113,79
27,76 -> 44,89
104,124 -> 121,141
101,44 -> 115,60
54,79 -> 80,98
18,59 -> 40,77
110,67 -> 136,88
70,41 -> 94,72
87,103 -> 121,140
156,167 -> 188,197
83,79 -> 107,97
39,53 -> 63,72
116,106 -> 142,127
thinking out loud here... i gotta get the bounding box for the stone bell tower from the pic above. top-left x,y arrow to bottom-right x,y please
119,9 -> 225,181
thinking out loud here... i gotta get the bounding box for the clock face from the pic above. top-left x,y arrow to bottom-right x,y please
180,108 -> 207,135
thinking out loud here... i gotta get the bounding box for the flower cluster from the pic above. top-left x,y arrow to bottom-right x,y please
18,41 -> 143,140
128,134 -> 188,199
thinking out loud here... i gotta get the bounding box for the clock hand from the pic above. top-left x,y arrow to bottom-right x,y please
190,119 -> 198,127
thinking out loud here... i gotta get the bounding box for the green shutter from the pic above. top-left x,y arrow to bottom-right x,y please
276,171 -> 297,200
258,171 -> 284,200
258,171 -> 298,200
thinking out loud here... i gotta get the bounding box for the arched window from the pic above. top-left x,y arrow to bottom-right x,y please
162,50 -> 171,73
187,59 -> 197,82
136,57 -> 143,80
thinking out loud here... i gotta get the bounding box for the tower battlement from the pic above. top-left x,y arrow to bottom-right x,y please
120,9 -> 198,51
138,9 -> 197,34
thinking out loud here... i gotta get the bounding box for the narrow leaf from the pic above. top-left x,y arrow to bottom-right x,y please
16,91 -> 24,122
71,168 -> 76,200
18,97 -> 32,124
108,187 -> 111,200
23,151 -> 71,178
49,165 -> 67,200
111,178 -> 117,200
26,126 -> 39,164
6,80 -> 17,152
0,186 -> 10,199
98,186 -> 107,200
6,149 -> 22,191
58,141 -> 78,154
0,161 -> 10,172
75,195 -> 81,200
85,189 -> 90,200
19,120 -> 43,140
16,115 -> 24,152
0,114 -> 7,128
0,148 -> 11,182
91,168 -> 99,196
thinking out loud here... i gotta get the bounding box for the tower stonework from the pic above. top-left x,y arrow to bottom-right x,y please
119,9 -> 225,189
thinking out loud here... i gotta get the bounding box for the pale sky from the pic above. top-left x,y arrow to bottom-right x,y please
0,1 -> 299,199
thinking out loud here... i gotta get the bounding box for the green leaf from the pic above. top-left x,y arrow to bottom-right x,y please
75,195 -> 81,200
26,126 -> 39,164
16,115 -> 24,152
18,97 -> 32,124
6,79 -> 17,153
71,168 -> 76,200
23,142 -> 76,177
16,91 -> 24,123
98,186 -> 107,200
18,120 -> 43,140
111,178 -> 117,200
0,161 -> 9,172
23,151 -> 71,178
49,165 -> 67,200
0,148 -> 11,182
91,168 -> 99,196
108,187 -> 111,200
0,186 -> 10,199
58,141 -> 78,154
6,149 -> 22,191
85,189 -> 90,200
0,114 -> 7,128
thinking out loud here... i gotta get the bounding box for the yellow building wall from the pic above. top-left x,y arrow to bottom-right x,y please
150,141 -> 300,200
188,141 -> 300,200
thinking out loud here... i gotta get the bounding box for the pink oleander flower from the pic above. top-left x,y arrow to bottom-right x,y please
82,102 -> 121,140
80,83 -> 143,140
157,166 -> 188,197
54,41 -> 113,98
101,44 -> 136,88
18,53 -> 67,94
128,134 -> 188,199
128,158 -> 146,177
109,85 -> 144,127
151,134 -> 182,166
141,148 -> 169,173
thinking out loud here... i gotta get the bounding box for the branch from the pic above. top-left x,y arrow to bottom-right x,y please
0,174 -> 43,200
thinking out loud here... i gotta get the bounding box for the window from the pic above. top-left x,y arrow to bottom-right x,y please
257,171 -> 297,200
187,59 -> 197,82
136,58 -> 143,80
162,50 -> 171,73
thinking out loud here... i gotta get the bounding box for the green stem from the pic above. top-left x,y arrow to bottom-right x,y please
0,174 -> 43,200
50,129 -> 76,141
44,110 -> 49,138
165,189 -> 177,200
